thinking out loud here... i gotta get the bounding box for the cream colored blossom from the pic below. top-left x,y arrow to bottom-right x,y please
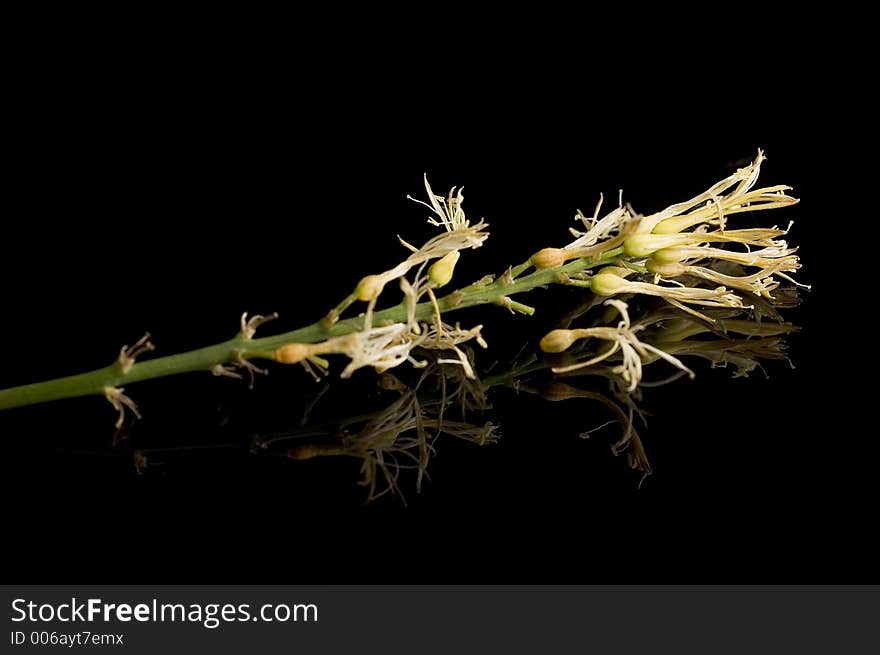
420,321 -> 488,379
329,176 -> 489,329
634,151 -> 798,235
565,193 -> 637,250
275,316 -> 487,381
647,255 -> 802,298
540,299 -> 694,389
589,271 -> 745,308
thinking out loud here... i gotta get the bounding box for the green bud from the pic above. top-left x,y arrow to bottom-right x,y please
623,234 -> 664,257
355,274 -> 385,301
652,216 -> 693,234
596,266 -> 634,278
531,248 -> 568,269
623,234 -> 692,258
651,247 -> 688,263
589,272 -> 629,296
428,251 -> 460,287
539,329 -> 580,353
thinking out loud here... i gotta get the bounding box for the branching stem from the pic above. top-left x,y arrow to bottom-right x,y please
0,249 -> 623,411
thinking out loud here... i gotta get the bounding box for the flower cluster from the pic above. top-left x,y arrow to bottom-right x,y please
266,152 -> 805,398
285,374 -> 499,503
533,151 -> 805,313
540,299 -> 695,389
262,295 -> 798,500
275,176 -> 490,381
532,151 -> 805,387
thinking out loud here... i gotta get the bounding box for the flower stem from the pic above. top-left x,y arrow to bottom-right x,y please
0,249 -> 623,411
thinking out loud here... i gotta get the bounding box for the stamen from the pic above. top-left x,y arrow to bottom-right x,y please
233,350 -> 268,389
239,312 -> 279,340
104,386 -> 140,429
117,333 -> 155,374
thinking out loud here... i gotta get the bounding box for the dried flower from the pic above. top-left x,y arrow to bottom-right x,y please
589,272 -> 744,308
540,299 -> 694,389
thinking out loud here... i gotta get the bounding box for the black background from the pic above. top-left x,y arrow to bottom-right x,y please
1,25 -> 870,583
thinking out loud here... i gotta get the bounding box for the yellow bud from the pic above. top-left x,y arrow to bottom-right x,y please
275,343 -> 311,364
531,247 -> 568,269
596,266 -> 634,278
646,259 -> 687,276
652,216 -> 692,234
355,274 -> 385,301
589,272 -> 629,296
651,247 -> 688,263
428,250 -> 460,287
539,329 -> 580,353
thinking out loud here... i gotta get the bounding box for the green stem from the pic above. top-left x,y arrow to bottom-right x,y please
0,249 -> 622,411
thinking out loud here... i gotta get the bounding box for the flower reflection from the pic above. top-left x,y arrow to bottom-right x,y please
132,291 -> 800,502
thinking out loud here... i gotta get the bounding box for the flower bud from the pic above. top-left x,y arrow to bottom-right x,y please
355,274 -> 385,301
428,250 -> 460,287
651,247 -> 688,263
596,266 -> 633,278
531,247 -> 568,269
624,234 -> 663,257
589,272 -> 629,296
646,259 -> 687,277
275,343 -> 311,364
652,216 -> 693,235
539,329 -> 580,353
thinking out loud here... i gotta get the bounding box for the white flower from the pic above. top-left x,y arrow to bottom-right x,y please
623,226 -> 791,258
635,150 -> 797,235
420,321 -> 488,379
565,192 -> 637,251
408,175 -> 472,232
540,299 -> 694,390
276,314 -> 488,381
339,323 -> 427,378
649,256 -> 803,299
351,176 -> 488,327
650,244 -> 798,267
589,271 -> 746,309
